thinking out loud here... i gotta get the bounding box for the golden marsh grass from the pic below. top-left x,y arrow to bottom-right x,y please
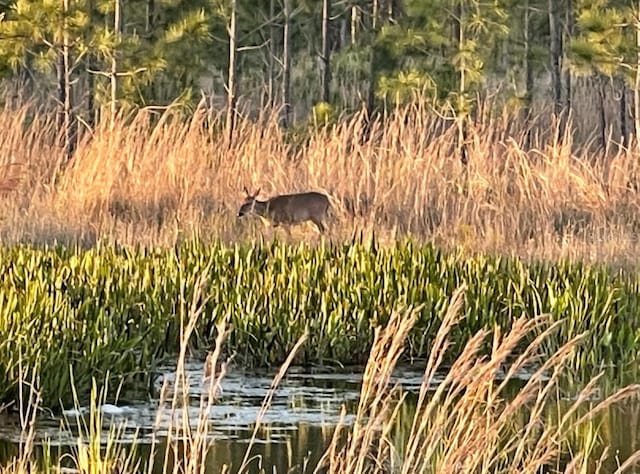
0,100 -> 639,265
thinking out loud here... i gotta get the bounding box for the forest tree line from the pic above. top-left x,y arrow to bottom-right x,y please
0,0 -> 639,160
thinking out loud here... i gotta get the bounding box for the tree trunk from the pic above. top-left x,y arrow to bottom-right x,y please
618,75 -> 627,147
379,0 -> 389,24
596,75 -> 607,152
267,0 -> 277,108
455,0 -> 468,165
339,15 -> 347,50
57,53 -> 65,130
366,0 -> 380,117
635,2 -> 640,149
390,0 -> 403,22
523,0 -> 533,149
60,0 -> 75,160
282,0 -> 292,127
320,0 -> 331,103
110,0 -> 123,128
146,0 -> 154,35
372,0 -> 379,30
548,0 -> 562,117
226,0 -> 238,143
86,0 -> 96,128
563,0 -> 573,115
351,4 -> 359,45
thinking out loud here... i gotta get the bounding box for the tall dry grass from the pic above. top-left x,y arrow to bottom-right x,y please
1,100 -> 640,262
318,288 -> 640,474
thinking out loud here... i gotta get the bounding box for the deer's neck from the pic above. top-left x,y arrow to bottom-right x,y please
252,200 -> 269,216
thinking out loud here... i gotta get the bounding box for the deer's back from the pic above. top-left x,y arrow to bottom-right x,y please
266,192 -> 330,223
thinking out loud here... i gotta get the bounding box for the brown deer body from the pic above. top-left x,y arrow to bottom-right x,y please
237,188 -> 331,233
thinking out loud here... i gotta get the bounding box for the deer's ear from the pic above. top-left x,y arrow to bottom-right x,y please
243,186 -> 250,196
255,188 -> 261,197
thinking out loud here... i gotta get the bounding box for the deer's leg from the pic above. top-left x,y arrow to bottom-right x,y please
268,222 -> 280,241
311,218 -> 325,234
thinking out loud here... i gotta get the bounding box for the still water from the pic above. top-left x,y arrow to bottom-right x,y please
0,361 -> 638,473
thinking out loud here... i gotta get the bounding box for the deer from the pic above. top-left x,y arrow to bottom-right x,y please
237,187 -> 331,234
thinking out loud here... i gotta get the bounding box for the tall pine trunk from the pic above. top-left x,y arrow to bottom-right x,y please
366,0 -> 379,117
86,0 -> 96,128
59,0 -> 75,160
635,2 -> 640,149
548,0 -> 562,117
110,0 -> 123,128
351,4 -> 359,45
267,0 -> 277,108
226,0 -> 238,143
523,0 -> 533,149
454,0 -> 468,165
146,0 -> 154,33
339,13 -> 347,49
282,0 -> 292,127
390,0 -> 403,20
618,75 -> 628,147
320,0 -> 332,104
563,0 -> 573,115
596,75 -> 607,152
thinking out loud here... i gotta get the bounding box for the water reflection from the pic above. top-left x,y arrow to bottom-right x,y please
0,362 -> 637,473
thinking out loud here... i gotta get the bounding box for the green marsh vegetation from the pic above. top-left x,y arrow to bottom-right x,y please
3,287 -> 640,474
0,239 -> 639,410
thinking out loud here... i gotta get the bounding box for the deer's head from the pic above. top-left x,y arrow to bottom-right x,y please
237,187 -> 261,217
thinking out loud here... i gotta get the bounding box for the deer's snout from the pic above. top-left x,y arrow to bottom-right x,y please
237,202 -> 251,217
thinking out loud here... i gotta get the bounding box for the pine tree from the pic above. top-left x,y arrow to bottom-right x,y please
0,0 -> 88,155
570,0 -> 634,149
367,0 -> 508,162
0,0 -> 218,118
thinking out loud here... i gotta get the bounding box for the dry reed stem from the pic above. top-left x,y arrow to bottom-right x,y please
237,331 -> 309,473
316,288 -> 640,474
144,267 -> 228,474
147,266 -> 308,474
2,356 -> 43,474
314,300 -> 424,474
